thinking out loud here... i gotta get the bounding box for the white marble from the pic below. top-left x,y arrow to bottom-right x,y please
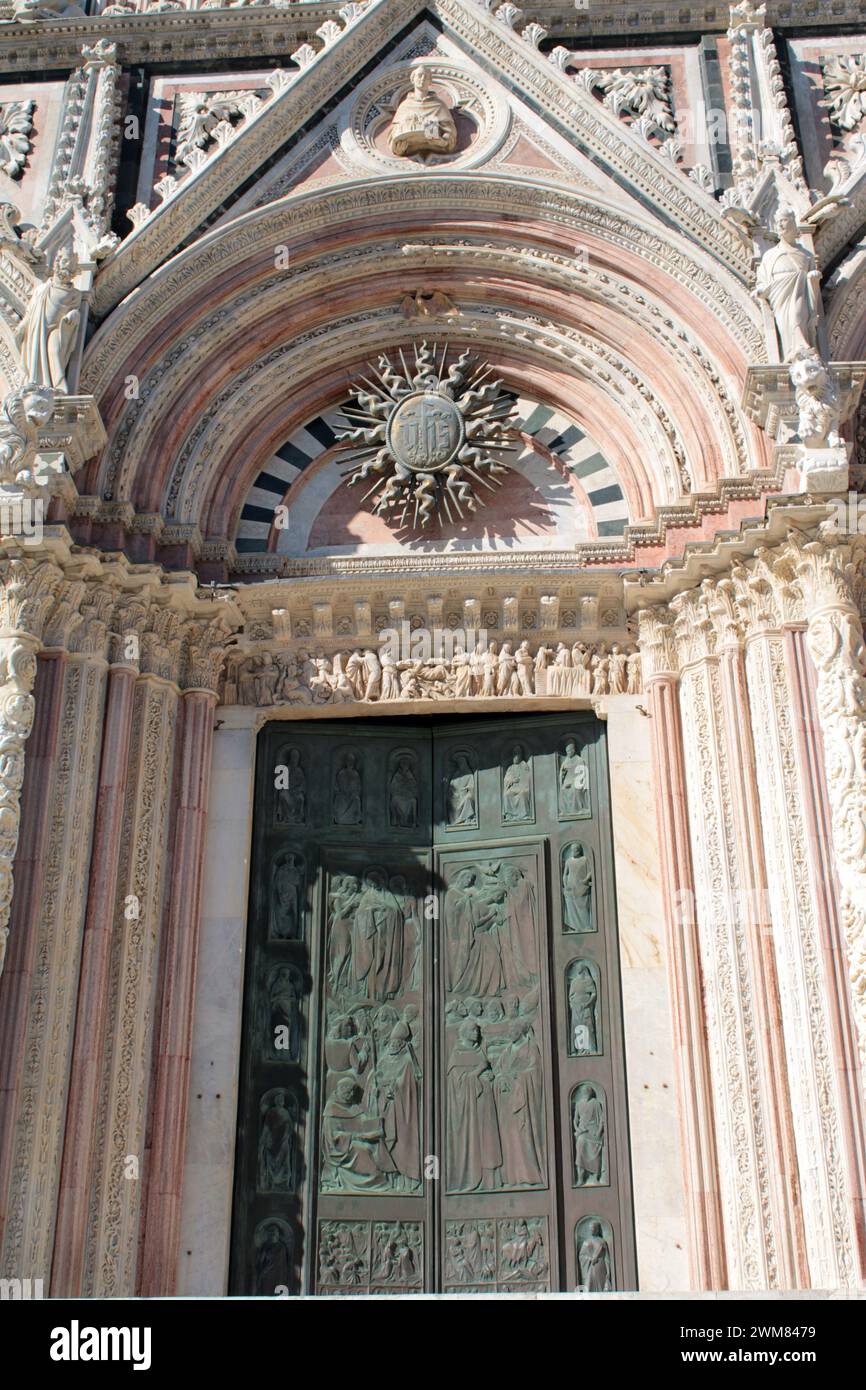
176,724 -> 256,1296
606,696 -> 691,1291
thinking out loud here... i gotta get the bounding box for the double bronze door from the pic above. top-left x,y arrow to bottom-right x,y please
230,713 -> 635,1295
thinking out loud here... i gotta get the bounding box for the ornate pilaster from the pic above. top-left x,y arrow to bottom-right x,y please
140,618 -> 230,1296
734,546 -> 860,1286
82,619 -> 182,1297
0,578 -> 109,1282
637,604 -> 727,1290
0,559 -> 62,972
670,586 -> 783,1288
786,531 -> 866,1070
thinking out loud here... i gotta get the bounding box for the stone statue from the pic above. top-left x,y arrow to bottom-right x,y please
754,207 -> 822,362
788,351 -> 844,448
501,744 -> 532,822
388,65 -> 457,158
15,248 -> 82,391
573,1083 -> 607,1186
576,1219 -> 613,1292
562,843 -> 593,932
558,740 -> 590,818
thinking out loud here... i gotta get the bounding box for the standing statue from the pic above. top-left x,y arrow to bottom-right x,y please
388,65 -> 457,158
15,248 -> 82,391
753,207 -> 822,362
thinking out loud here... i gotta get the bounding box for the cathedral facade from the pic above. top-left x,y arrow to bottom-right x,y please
0,0 -> 865,1297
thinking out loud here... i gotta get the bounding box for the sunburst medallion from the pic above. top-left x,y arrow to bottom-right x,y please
336,341 -> 517,529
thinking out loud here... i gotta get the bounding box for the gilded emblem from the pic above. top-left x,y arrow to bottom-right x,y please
337,341 -> 517,529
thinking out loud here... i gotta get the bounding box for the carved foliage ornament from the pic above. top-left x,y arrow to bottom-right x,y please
0,101 -> 34,180
821,54 -> 866,134
336,342 -> 517,530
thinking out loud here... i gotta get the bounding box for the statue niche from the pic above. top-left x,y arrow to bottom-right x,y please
575,1217 -> 614,1292
388,65 -> 457,158
269,848 -> 305,941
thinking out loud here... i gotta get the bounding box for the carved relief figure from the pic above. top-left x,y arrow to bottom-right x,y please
754,207 -> 821,362
494,1021 -> 546,1187
388,751 -> 419,828
558,739 -> 590,818
372,1222 -> 423,1287
15,247 -> 82,390
567,959 -> 600,1055
275,746 -> 306,825
254,1219 -> 293,1296
501,744 -> 533,823
562,843 -> 593,932
321,1077 -> 396,1192
375,1019 -> 422,1190
351,868 -> 405,1001
333,750 -> 363,825
576,1218 -> 614,1292
261,962 -> 302,1062
446,749 -> 477,827
446,1019 -> 504,1193
388,64 -> 457,158
257,1088 -> 297,1192
572,1082 -> 608,1187
270,850 -> 304,940
499,1218 -> 548,1283
327,874 -> 361,992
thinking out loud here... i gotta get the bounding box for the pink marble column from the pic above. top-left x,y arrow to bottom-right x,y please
717,642 -> 809,1288
647,672 -> 728,1289
0,651 -> 67,1254
784,627 -> 866,1279
139,689 -> 216,1295
50,663 -> 137,1295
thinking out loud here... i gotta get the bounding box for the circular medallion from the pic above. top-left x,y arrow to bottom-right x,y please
387,391 -> 466,473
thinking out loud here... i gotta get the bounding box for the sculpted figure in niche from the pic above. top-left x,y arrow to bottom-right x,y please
254,1220 -> 293,1296
562,843 -> 593,932
559,740 -> 590,818
271,852 -> 304,940
257,1088 -> 296,1192
573,1083 -> 607,1187
502,745 -> 532,822
15,247 -> 82,391
275,746 -> 306,825
389,753 -> 419,828
263,963 -> 301,1062
446,751 -> 476,826
754,207 -> 821,362
388,64 -> 457,158
333,750 -> 363,825
576,1220 -> 613,1292
568,959 -> 599,1054
446,1019 -> 503,1192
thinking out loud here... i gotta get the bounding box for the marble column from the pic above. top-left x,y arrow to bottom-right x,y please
51,654 -> 139,1295
0,627 -> 109,1281
82,668 -> 179,1296
638,605 -> 726,1290
735,550 -> 861,1287
0,649 -> 66,1259
140,686 -> 218,1296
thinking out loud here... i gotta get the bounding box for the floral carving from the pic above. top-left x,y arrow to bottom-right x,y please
821,53 -> 866,134
0,100 -> 34,180
576,65 -> 677,150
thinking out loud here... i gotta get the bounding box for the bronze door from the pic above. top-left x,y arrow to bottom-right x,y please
229,714 -> 635,1295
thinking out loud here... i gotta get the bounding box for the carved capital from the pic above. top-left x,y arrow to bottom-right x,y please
183,616 -> 233,695
636,604 -> 678,680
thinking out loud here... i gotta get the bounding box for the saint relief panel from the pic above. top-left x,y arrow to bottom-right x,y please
253,1218 -> 294,1296
320,865 -> 423,1196
572,1081 -> 608,1188
445,747 -> 478,829
557,737 -> 591,820
269,848 -> 305,941
259,961 -> 303,1063
442,855 -> 547,1194
561,842 -> 594,933
444,1217 -> 550,1292
575,1217 -> 615,1292
567,960 -> 601,1057
257,1086 -> 299,1193
317,1220 -> 423,1295
274,745 -> 307,826
388,747 -> 420,829
500,743 -> 534,825
332,747 -> 364,826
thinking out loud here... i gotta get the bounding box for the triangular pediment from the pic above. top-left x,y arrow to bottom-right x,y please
92,0 -> 748,314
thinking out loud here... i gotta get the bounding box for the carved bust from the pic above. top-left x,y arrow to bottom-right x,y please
388,66 -> 457,159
